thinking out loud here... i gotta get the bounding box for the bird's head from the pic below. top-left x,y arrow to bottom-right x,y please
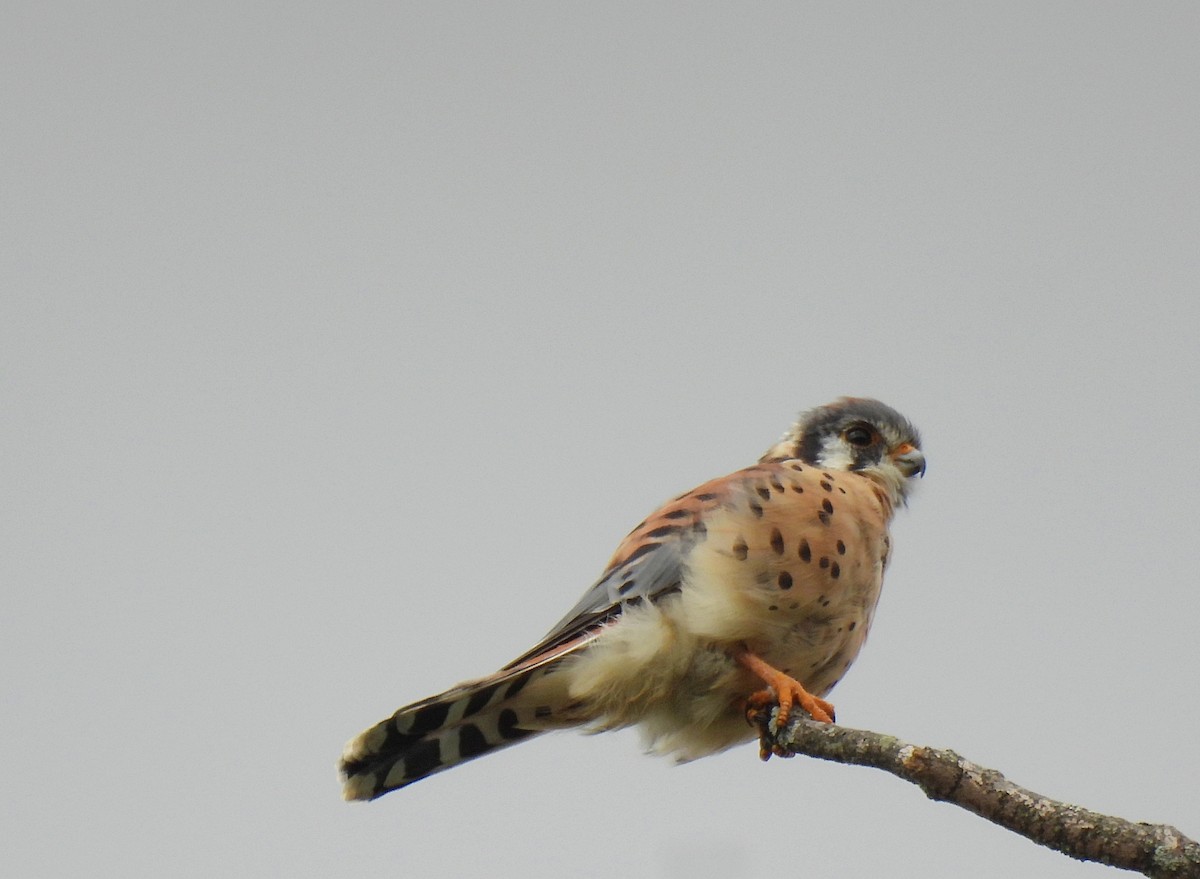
762,397 -> 925,505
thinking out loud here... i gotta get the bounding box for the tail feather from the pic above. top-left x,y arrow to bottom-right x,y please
340,659 -> 570,800
341,705 -> 543,800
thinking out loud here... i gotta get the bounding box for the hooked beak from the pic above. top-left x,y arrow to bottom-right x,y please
890,443 -> 926,478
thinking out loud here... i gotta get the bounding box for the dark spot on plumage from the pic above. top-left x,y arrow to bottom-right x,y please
836,540 -> 846,555
838,487 -> 846,494
778,571 -> 793,590
830,561 -> 841,579
848,621 -> 857,631
732,539 -> 748,560
789,601 -> 800,610
818,510 -> 831,525
617,579 -> 638,595
464,683 -> 500,717
695,492 -> 718,501
402,738 -> 442,781
504,672 -> 531,700
657,583 -> 683,599
819,594 -> 830,606
409,701 -> 451,736
457,724 -> 490,759
769,477 -> 785,493
692,520 -> 708,539
768,604 -> 779,611
756,486 -> 771,501
620,542 -> 660,566
534,705 -> 553,719
497,708 -> 528,741
790,483 -> 804,493
810,660 -> 821,669
624,595 -> 644,607
748,501 -> 763,518
820,480 -> 833,492
769,528 -> 784,555
822,499 -> 834,514
789,463 -> 804,471
823,472 -> 835,481
819,557 -> 830,569
798,539 -> 812,562
664,508 -> 692,520
620,568 -> 635,580
644,524 -> 679,539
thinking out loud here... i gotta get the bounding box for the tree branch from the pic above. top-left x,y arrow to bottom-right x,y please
752,709 -> 1200,878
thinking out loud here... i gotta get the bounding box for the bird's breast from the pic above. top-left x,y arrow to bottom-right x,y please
674,464 -> 893,695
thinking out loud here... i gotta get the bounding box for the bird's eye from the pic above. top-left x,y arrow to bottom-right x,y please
845,426 -> 873,447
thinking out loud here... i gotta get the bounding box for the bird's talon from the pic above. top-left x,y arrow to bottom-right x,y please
738,650 -> 837,733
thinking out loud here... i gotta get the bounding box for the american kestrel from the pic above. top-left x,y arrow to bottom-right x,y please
341,397 -> 924,800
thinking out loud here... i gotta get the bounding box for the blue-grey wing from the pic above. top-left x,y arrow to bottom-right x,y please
502,470 -> 743,669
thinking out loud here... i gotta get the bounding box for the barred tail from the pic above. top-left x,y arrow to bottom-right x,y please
340,661 -> 566,800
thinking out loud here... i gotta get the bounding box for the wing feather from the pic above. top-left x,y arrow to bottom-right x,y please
502,468 -> 764,669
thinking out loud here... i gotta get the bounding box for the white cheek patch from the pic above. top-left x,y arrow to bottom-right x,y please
816,437 -> 855,471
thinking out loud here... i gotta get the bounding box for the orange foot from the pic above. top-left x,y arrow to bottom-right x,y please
735,648 -> 836,730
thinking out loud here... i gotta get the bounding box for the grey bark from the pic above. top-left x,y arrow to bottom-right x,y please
753,709 -> 1200,878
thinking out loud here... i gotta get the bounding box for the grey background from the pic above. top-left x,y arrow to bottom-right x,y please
4,3 -> 1198,877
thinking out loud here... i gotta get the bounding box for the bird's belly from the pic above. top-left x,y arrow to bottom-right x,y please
744,557 -> 883,697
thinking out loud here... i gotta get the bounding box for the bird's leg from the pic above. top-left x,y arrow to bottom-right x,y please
734,648 -> 836,729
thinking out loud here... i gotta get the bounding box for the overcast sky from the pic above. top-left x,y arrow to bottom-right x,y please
4,3 -> 1198,877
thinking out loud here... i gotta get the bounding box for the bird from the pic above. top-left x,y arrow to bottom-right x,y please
340,397 -> 925,801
